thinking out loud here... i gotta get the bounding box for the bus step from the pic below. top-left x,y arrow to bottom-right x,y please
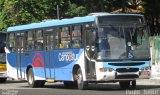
46,79 -> 55,83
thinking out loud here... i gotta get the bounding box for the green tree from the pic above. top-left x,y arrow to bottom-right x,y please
0,0 -> 65,31
64,1 -> 87,17
143,0 -> 160,35
0,0 -> 16,31
1,0 -> 159,35
127,0 -> 143,9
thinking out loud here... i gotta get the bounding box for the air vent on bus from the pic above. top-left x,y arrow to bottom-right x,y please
108,62 -> 145,66
116,68 -> 139,73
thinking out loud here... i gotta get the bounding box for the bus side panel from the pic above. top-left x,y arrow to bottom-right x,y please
23,51 -> 33,79
23,51 -> 46,80
33,51 -> 46,80
53,49 -> 84,81
44,51 -> 55,79
50,51 -> 55,79
6,53 -> 18,79
19,53 -> 26,79
44,51 -> 51,79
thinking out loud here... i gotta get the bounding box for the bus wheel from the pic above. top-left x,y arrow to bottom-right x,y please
76,68 -> 88,90
131,80 -> 136,89
0,78 -> 7,83
119,81 -> 130,90
27,68 -> 44,88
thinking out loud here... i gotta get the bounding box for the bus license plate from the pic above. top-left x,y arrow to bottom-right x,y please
141,71 -> 149,76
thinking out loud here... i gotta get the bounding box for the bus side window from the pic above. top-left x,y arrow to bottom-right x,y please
50,34 -> 54,50
26,31 -> 34,51
60,27 -> 71,49
55,30 -> 59,49
8,33 -> 16,52
35,30 -> 43,51
71,25 -> 82,48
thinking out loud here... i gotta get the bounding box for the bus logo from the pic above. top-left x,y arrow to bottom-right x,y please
58,52 -> 78,62
33,52 -> 45,67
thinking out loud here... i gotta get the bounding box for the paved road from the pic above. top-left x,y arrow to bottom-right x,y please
0,79 -> 160,95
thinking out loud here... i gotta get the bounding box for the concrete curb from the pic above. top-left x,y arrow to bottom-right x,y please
137,79 -> 160,85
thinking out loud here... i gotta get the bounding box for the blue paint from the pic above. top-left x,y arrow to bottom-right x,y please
7,48 -> 84,81
103,61 -> 150,70
7,53 -> 17,67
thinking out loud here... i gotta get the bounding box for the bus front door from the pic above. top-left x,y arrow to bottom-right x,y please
85,29 -> 96,79
44,33 -> 55,80
16,33 -> 25,79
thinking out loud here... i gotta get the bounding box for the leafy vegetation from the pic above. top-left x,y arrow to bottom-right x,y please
0,0 -> 159,35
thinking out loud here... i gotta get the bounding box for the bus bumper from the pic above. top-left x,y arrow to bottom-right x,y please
97,70 -> 151,81
0,71 -> 7,78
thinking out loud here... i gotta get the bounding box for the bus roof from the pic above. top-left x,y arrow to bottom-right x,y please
0,32 -> 6,34
7,13 -> 143,32
7,15 -> 97,32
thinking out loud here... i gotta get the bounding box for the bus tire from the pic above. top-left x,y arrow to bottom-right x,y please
77,68 -> 88,90
131,80 -> 136,89
119,81 -> 130,90
0,78 -> 7,83
27,68 -> 44,88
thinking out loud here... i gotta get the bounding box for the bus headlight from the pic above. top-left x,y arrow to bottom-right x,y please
141,66 -> 151,71
99,68 -> 107,72
108,68 -> 114,72
99,68 -> 114,72
144,66 -> 151,70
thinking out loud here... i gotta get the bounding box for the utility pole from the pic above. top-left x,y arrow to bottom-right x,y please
57,5 -> 60,19
122,0 -> 126,13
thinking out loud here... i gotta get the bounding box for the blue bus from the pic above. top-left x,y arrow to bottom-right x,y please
6,13 -> 151,89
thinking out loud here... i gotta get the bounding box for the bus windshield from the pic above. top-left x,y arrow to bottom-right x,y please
96,24 -> 150,60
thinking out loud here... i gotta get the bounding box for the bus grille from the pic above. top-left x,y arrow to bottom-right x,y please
116,68 -> 139,73
108,62 -> 144,66
116,75 -> 139,79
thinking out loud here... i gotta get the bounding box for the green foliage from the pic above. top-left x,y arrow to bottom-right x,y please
65,3 -> 87,17
142,0 -> 160,35
0,0 -> 159,34
0,0 -> 16,31
153,37 -> 160,49
0,0 -> 65,31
